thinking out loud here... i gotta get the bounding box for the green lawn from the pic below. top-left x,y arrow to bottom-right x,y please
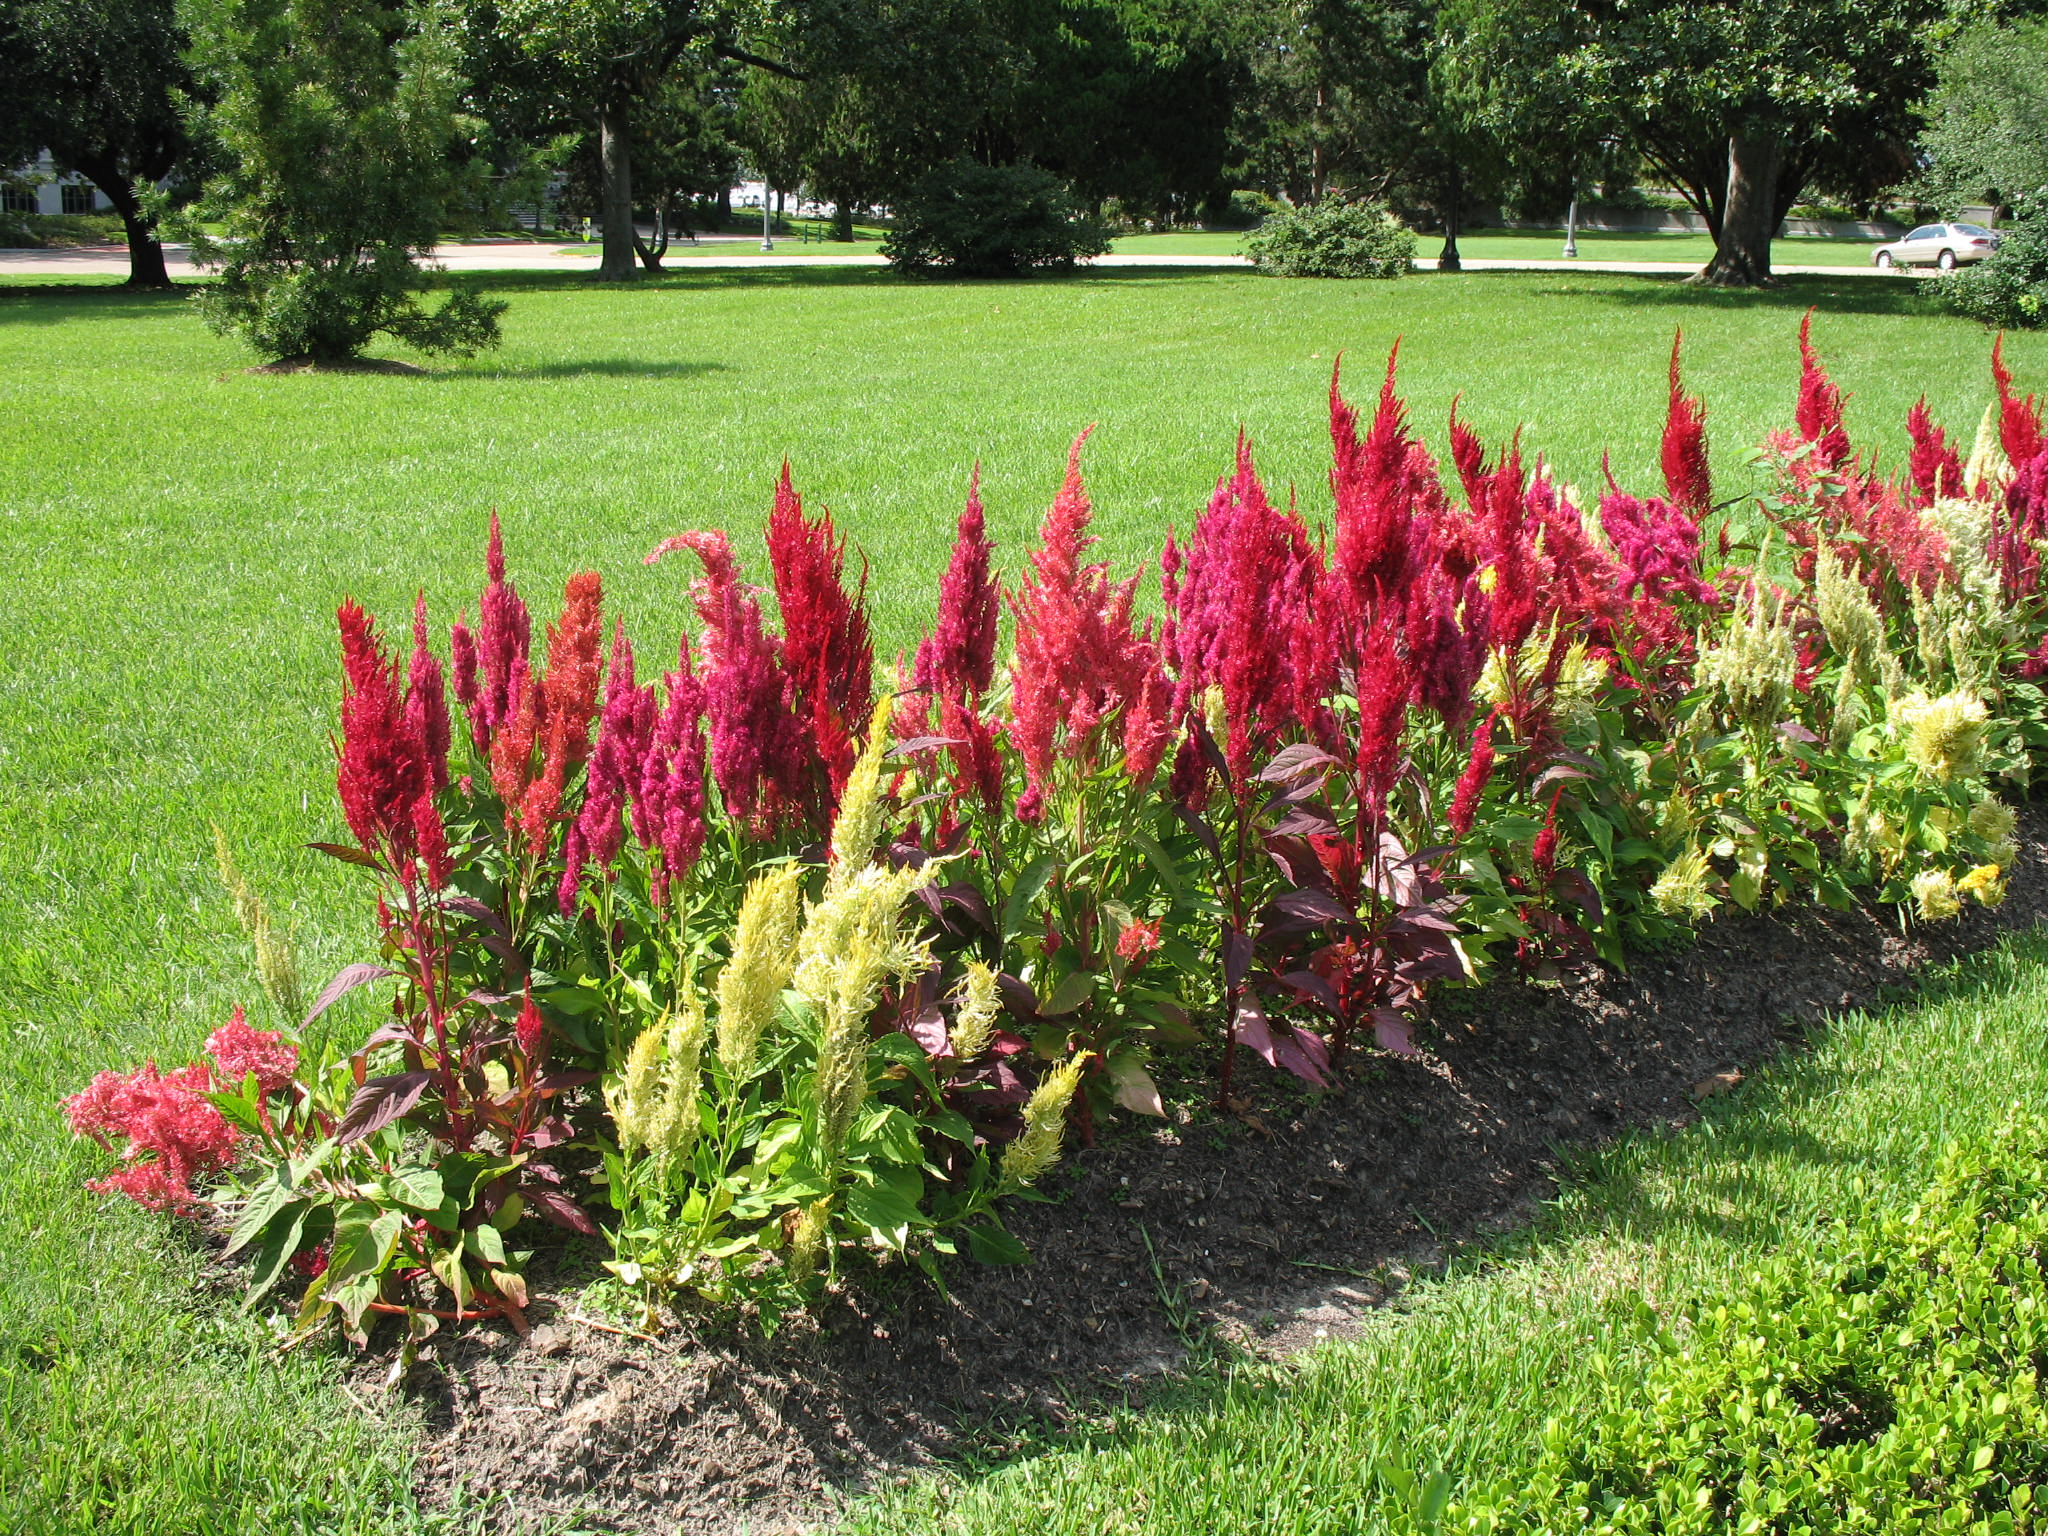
0,266 -> 2039,1534
1113,226 -> 1886,268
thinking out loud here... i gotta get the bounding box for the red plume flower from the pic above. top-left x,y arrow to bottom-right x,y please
1795,311 -> 1851,470
63,1058 -> 240,1213
336,600 -> 428,871
1992,334 -> 2044,469
470,511 -> 531,746
206,1006 -> 298,1097
1447,710 -> 1499,838
1906,398 -> 1964,505
515,987 -> 545,1059
519,572 -> 605,854
632,638 -> 709,905
767,465 -> 876,803
1661,330 -> 1712,517
560,622 -> 656,915
407,594 -> 451,792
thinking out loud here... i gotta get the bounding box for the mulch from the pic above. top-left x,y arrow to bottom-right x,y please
379,806 -> 2048,1535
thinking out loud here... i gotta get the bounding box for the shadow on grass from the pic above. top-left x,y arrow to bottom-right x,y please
0,280 -> 194,321
429,357 -> 732,382
1545,270 -> 1947,320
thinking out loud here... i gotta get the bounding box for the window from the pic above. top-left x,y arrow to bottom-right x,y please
0,185 -> 34,215
60,182 -> 97,215
1956,224 -> 1995,238
1906,226 -> 1939,241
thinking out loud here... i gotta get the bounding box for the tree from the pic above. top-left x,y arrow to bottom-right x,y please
482,0 -> 799,280
1914,16 -> 2048,216
1440,0 -> 1954,286
177,0 -> 506,364
0,0 -> 199,287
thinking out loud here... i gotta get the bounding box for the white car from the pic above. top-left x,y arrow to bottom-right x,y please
1871,222 -> 2002,270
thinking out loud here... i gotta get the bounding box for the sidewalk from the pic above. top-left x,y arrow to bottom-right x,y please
0,240 -> 1891,280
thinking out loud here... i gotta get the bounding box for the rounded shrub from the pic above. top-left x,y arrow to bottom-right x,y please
1245,196 -> 1415,278
881,161 -> 1110,279
1939,208 -> 2048,329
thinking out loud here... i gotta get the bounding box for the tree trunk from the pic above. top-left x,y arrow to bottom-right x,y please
634,196 -> 668,273
716,185 -> 732,225
1438,162 -> 1463,273
1695,131 -> 1782,287
597,101 -> 637,282
833,200 -> 855,241
78,164 -> 171,289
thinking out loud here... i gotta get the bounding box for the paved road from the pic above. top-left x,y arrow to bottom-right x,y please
0,239 -> 1893,280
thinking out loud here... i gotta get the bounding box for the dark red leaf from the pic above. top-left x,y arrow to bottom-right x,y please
1271,888 -> 1355,925
522,1187 -> 599,1236
335,1071 -> 434,1143
1256,742 -> 1340,784
303,963 -> 398,1029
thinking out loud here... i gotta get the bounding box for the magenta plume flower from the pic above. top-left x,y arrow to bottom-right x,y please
63,1059 -> 240,1213
916,469 -> 1001,703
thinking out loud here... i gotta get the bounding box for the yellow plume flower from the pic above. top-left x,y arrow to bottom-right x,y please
1649,846 -> 1717,921
1957,863 -> 2007,908
1700,581 -> 1797,730
1911,867 -> 1962,921
827,695 -> 898,891
1000,1053 -> 1090,1192
1965,401 -> 2013,498
1892,690 -> 1990,785
609,1022 -> 665,1158
1970,795 -> 2017,844
950,961 -> 1001,1062
715,863 -> 805,1077
212,824 -> 305,1022
643,984 -> 709,1167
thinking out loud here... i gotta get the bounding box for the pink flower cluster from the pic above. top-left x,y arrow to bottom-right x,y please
63,1007 -> 297,1212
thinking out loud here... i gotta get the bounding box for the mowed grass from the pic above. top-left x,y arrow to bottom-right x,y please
0,266 -> 2040,1533
1107,226 -> 1888,267
841,927 -> 2048,1536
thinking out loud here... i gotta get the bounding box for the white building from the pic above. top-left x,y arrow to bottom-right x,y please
2,153 -> 113,218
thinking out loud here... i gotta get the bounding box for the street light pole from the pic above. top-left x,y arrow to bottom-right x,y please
761,185 -> 774,252
1563,182 -> 1580,259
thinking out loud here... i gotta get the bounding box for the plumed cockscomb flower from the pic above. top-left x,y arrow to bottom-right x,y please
1116,916 -> 1162,962
206,1006 -> 298,1097
466,511 -> 532,747
1969,795 -> 2017,846
1329,349 -> 1452,633
1795,311 -> 1851,470
767,466 -> 876,803
1993,334 -> 2044,470
1958,862 -> 2007,908
1166,436 -> 1329,780
560,622 -> 655,915
1906,398 -> 1965,505
63,1059 -> 240,1212
1661,330 -> 1711,518
1911,867 -> 1962,922
631,638 -> 709,906
1649,846 -> 1718,921
1893,690 -> 1989,785
648,529 -> 808,838
949,961 -> 1002,1062
1447,709 -> 1500,839
515,987 -> 545,1058
407,595 -> 451,792
335,600 -> 429,872
916,470 -> 1001,703
999,1053 -> 1089,1192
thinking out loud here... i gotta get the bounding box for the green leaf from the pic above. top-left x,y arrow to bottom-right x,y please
926,1107 -> 976,1145
438,1152 -> 522,1205
964,1222 -> 1032,1265
383,1164 -> 445,1212
1001,853 -> 1057,943
849,1104 -> 924,1166
241,1198 -> 314,1309
844,1169 -> 924,1248
224,1172 -> 303,1258
328,1201 -> 404,1285
463,1223 -> 507,1267
1039,971 -> 1097,1017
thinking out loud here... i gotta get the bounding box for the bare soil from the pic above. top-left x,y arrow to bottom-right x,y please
393,808 -> 2048,1535
246,355 -> 427,375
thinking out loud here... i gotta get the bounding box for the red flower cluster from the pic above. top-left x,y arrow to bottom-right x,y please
1906,398 -> 1964,505
336,598 -> 450,886
768,468 -> 876,806
1661,332 -> 1712,518
911,476 -> 1006,820
64,1064 -> 236,1212
1794,310 -> 1852,471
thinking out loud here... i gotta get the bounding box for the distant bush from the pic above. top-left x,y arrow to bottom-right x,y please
882,161 -> 1110,278
1451,1111 -> 2048,1531
1940,208 -> 2048,329
1245,196 -> 1414,278
0,211 -> 125,248
1208,190 -> 1284,230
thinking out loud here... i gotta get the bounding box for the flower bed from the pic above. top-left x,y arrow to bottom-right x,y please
64,317 -> 2048,1362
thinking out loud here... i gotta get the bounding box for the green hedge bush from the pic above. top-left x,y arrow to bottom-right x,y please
1447,1112 -> 2048,1533
1941,210 -> 2048,330
1245,197 -> 1415,278
881,161 -> 1110,278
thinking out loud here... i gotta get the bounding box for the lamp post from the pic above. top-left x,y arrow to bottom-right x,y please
1563,173 -> 1580,259
761,184 -> 774,252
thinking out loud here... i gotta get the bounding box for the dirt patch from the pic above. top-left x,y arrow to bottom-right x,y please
246,355 -> 427,375
394,807 -> 2048,1535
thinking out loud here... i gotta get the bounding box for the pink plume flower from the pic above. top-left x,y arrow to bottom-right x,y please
474,511 -> 532,743
63,1059 -> 240,1213
515,987 -> 544,1058
1165,435 -> 1329,780
206,1005 -> 298,1097
632,638 -> 709,905
1531,791 -> 1562,883
916,470 -> 1001,702
652,530 -> 808,838
1661,331 -> 1712,517
561,622 -> 655,915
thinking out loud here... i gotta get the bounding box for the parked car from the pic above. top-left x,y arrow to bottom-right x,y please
1871,223 -> 2003,270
